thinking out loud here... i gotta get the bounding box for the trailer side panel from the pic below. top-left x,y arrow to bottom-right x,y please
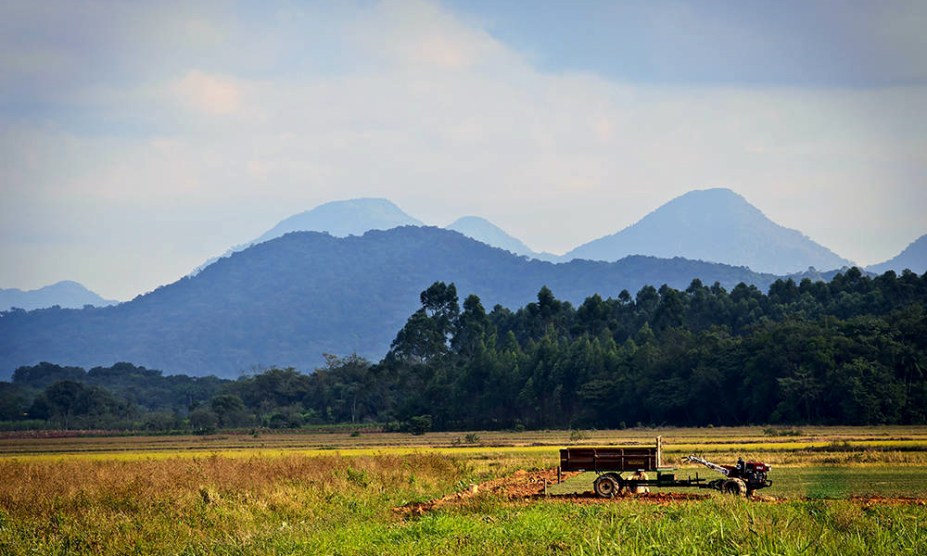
560,447 -> 659,472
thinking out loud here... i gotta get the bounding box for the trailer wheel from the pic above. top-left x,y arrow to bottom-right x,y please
594,475 -> 620,498
722,478 -> 747,497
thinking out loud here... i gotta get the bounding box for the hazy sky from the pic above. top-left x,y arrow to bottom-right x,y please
2,0 -> 925,300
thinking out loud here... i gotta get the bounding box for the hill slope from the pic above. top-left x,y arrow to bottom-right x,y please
0,227 -> 780,378
0,281 -> 116,311
868,234 -> 927,274
566,188 -> 852,274
445,216 -> 559,261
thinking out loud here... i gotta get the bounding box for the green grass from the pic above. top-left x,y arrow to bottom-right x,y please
362,499 -> 927,556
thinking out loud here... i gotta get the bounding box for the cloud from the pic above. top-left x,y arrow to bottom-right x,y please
169,70 -> 243,115
1,0 -> 925,299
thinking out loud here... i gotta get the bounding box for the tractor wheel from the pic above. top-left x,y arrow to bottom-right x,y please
594,475 -> 620,498
722,478 -> 747,497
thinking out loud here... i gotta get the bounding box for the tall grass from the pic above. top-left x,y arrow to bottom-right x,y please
0,453 -> 463,555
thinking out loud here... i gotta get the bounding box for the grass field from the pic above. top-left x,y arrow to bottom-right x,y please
1,426 -> 926,554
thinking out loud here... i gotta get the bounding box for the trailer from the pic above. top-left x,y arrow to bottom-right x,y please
559,437 -> 772,498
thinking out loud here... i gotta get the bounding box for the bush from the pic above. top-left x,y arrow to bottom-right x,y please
569,429 -> 588,441
188,407 -> 218,434
407,415 -> 432,435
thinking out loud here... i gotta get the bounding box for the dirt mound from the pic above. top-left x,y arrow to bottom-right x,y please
396,468 -> 572,517
848,495 -> 927,506
396,469 -> 709,516
548,491 -> 710,505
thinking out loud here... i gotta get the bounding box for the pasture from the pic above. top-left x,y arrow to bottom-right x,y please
1,426 -> 926,554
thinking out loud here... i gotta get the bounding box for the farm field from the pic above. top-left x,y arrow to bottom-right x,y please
1,426 -> 926,554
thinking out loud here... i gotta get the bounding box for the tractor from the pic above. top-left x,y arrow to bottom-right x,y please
683,455 -> 773,497
559,437 -> 773,497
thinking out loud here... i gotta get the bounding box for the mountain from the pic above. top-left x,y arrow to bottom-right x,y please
0,227 -> 780,379
192,197 -> 425,275
253,198 -> 423,243
868,234 -> 927,274
565,188 -> 852,274
0,281 -> 117,311
445,216 -> 559,261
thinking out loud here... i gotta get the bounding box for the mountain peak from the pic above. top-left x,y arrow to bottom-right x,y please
253,198 -> 423,244
566,188 -> 852,274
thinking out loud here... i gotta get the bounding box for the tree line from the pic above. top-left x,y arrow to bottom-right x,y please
1,268 -> 925,432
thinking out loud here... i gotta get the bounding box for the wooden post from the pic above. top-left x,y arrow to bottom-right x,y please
656,435 -> 663,468
557,465 -> 562,484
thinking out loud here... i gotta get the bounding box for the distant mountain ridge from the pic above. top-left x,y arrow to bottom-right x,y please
565,188 -> 853,274
868,234 -> 927,274
0,281 -> 116,311
197,190 -> 863,277
0,227 -> 783,378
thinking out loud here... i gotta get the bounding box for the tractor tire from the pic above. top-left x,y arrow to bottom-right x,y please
722,478 -> 747,497
594,475 -> 620,498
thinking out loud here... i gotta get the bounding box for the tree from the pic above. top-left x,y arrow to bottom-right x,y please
44,380 -> 85,429
0,383 -> 28,421
407,414 -> 432,435
210,394 -> 249,428
453,294 -> 490,356
388,282 -> 461,363
188,406 -> 219,433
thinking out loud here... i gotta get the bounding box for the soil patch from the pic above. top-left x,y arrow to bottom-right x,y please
395,468 -> 927,517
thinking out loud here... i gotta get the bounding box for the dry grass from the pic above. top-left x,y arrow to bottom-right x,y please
0,453 -> 470,555
0,453 -> 459,517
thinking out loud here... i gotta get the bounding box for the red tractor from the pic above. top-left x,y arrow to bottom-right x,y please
684,455 -> 773,496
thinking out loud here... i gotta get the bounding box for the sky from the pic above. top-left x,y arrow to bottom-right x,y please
1,0 -> 925,301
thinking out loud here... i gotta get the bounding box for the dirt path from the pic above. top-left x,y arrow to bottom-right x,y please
395,468 -> 927,517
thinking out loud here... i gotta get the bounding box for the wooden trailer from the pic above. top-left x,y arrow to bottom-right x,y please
559,436 -> 664,473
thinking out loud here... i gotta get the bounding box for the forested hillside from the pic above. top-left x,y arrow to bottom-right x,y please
2,268 -> 925,431
0,226 -> 779,377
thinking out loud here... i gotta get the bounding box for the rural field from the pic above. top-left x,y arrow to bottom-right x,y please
1,426 -> 926,554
